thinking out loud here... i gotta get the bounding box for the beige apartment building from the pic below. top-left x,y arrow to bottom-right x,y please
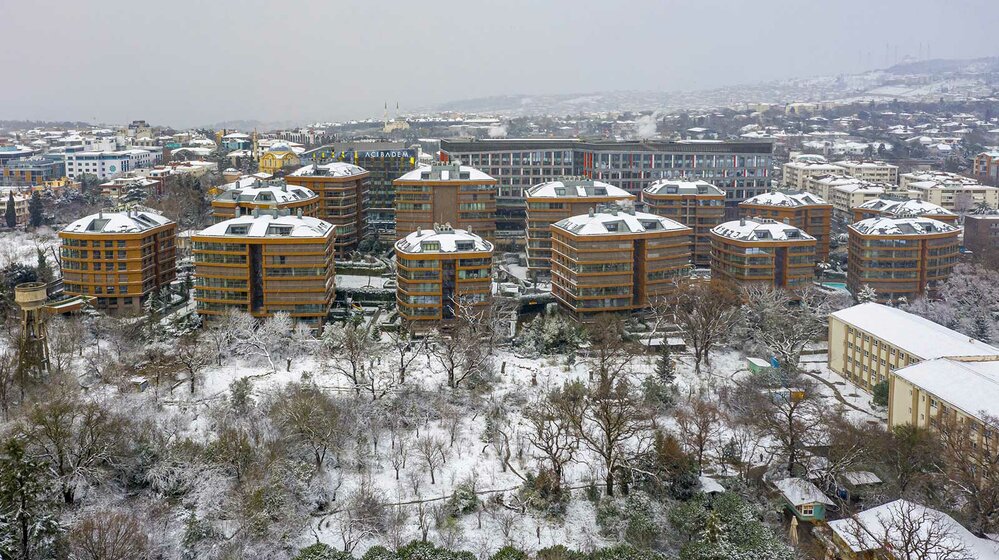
831,160 -> 899,184
782,160 -> 844,190
829,303 -> 999,393
889,356 -> 999,443
900,171 -> 999,212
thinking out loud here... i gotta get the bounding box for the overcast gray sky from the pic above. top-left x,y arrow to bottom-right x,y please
1,0 -> 996,128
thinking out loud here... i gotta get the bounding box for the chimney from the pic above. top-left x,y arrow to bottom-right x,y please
296,208 -> 302,218
235,205 -> 240,217
740,217 -> 746,226
588,207 -> 594,217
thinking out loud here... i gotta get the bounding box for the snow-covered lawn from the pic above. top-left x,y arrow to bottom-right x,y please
0,227 -> 60,269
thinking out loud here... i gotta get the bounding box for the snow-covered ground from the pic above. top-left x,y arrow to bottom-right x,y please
0,227 -> 60,269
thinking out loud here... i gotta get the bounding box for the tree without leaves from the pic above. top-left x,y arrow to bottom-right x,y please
838,500 -> 974,560
20,393 -> 129,505
731,375 -> 825,476
935,413 -> 999,535
670,280 -> 741,374
873,423 -> 942,498
675,396 -> 724,474
415,435 -> 447,485
321,321 -> 368,395
174,335 -> 212,396
428,317 -> 491,389
386,326 -> 427,385
739,285 -> 829,373
270,383 -> 351,472
69,510 -> 150,560
524,388 -> 578,492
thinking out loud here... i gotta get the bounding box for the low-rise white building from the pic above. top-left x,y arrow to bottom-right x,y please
831,160 -> 899,184
900,171 -> 999,212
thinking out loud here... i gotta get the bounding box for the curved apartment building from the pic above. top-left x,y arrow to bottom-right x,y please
738,191 -> 832,262
642,179 -> 725,267
60,210 -> 177,314
847,216 -> 960,302
710,217 -> 816,290
851,198 -> 958,224
393,162 -> 497,240
286,162 -> 369,257
525,178 -> 634,275
193,210 -> 335,326
211,179 -> 318,222
395,224 -> 493,323
550,206 -> 691,319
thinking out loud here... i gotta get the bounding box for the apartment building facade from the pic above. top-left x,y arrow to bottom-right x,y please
192,212 -> 335,326
525,178 -> 634,274
550,207 -> 691,319
900,171 -> 999,212
829,302 -> 999,393
738,191 -> 832,262
393,162 -> 498,240
394,224 -> 493,323
963,214 -> 999,256
641,179 -> 725,267
847,216 -> 960,302
781,160 -> 844,190
831,160 -> 899,184
286,163 -> 369,257
60,210 -> 177,313
974,151 -> 999,183
709,218 -> 816,289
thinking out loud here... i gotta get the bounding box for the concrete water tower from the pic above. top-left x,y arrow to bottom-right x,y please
15,282 -> 49,378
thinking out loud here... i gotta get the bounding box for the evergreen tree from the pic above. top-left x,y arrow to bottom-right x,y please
35,248 -> 52,284
4,192 -> 16,229
655,343 -> 676,385
972,312 -> 993,342
0,437 -> 62,560
27,192 -> 43,228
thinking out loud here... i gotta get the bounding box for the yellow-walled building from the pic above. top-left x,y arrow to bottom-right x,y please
193,211 -> 335,327
258,147 -> 301,175
60,210 -> 177,314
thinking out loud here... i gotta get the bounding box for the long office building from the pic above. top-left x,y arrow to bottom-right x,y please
395,224 -> 493,323
847,216 -> 960,302
393,162 -> 498,240
440,138 -> 773,233
301,143 -> 418,240
829,302 -> 999,393
738,191 -> 832,262
286,163 -> 369,257
710,218 -> 816,290
211,179 -> 318,222
641,179 -> 725,267
192,211 -> 335,326
524,178 -> 634,275
60,210 -> 177,314
550,207 -> 691,319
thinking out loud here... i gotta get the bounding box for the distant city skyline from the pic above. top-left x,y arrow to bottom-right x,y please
1,0 -> 997,128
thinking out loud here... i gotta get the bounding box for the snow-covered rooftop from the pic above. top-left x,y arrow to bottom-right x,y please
290,162 -> 368,178
62,210 -> 172,234
396,163 -> 495,183
831,303 -> 999,360
553,209 -> 689,237
196,213 -> 333,239
856,198 -> 955,217
849,216 -> 958,236
741,191 -> 828,207
833,160 -> 898,170
526,179 -> 632,199
895,357 -> 999,421
395,224 -> 493,254
643,179 -> 724,197
828,500 -> 999,558
842,471 -> 882,486
775,478 -> 833,507
711,218 -> 815,242
214,182 -> 316,205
